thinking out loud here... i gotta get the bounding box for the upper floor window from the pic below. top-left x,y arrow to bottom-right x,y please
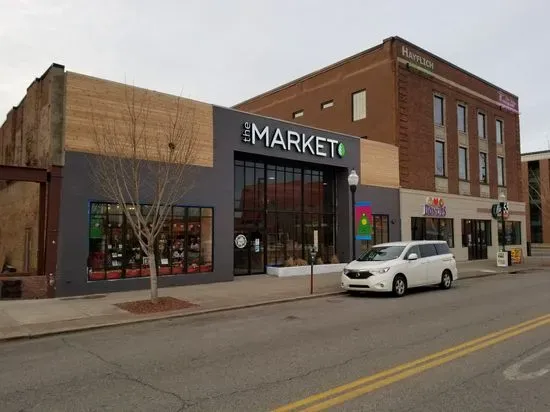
435,140 -> 445,176
457,104 -> 467,133
496,119 -> 504,144
321,100 -> 334,110
293,110 -> 304,119
352,90 -> 366,121
477,112 -> 486,139
434,95 -> 444,126
497,156 -> 505,186
479,152 -> 488,184
458,147 -> 468,180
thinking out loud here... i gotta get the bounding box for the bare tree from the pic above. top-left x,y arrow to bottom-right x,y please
89,86 -> 198,302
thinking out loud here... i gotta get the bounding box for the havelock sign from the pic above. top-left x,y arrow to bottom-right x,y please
241,121 -> 346,158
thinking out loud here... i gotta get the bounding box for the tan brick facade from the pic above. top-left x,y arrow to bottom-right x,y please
235,36 -> 522,203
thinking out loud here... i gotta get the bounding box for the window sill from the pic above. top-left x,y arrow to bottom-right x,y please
459,179 -> 470,183
435,175 -> 448,179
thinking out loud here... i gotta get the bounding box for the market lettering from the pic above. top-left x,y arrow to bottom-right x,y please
242,122 -> 345,159
402,45 -> 434,71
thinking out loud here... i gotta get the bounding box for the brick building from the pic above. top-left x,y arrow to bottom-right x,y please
235,36 -> 527,261
522,150 -> 550,245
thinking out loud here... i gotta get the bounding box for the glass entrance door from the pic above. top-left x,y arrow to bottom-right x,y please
233,215 -> 265,275
462,219 -> 490,260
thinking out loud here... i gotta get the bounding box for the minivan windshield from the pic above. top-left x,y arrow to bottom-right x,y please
357,245 -> 405,262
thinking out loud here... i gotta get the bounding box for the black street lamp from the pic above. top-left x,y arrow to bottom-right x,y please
499,192 -> 507,252
348,168 -> 359,261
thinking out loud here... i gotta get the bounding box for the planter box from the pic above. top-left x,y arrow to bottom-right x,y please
159,266 -> 172,275
125,269 -> 141,278
266,263 -> 347,277
106,270 -> 122,280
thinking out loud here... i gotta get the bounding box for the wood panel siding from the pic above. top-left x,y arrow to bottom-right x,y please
64,72 -> 214,167
360,139 -> 399,188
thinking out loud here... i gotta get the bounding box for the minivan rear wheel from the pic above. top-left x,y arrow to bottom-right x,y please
440,270 -> 453,290
392,275 -> 407,297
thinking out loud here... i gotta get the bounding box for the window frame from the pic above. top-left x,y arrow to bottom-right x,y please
359,214 -> 390,252
411,217 -> 455,248
497,156 -> 506,186
435,140 -> 446,177
496,119 -> 504,144
87,202 -> 215,281
479,152 -> 488,184
434,95 -> 445,126
477,111 -> 487,139
292,110 -> 304,119
351,89 -> 366,121
321,100 -> 334,110
458,146 -> 468,181
457,103 -> 467,133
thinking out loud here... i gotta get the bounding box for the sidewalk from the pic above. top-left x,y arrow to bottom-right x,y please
0,257 -> 547,342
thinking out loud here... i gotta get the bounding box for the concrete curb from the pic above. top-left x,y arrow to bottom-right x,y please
1,265 -> 546,344
0,290 -> 346,343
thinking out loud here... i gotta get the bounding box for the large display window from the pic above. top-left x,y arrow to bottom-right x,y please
87,203 -> 213,281
411,217 -> 454,248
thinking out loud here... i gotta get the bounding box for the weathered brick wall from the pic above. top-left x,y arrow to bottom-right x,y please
0,64 -> 65,168
0,182 -> 40,272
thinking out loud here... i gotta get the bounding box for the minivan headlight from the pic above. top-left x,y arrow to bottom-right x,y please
372,267 -> 390,274
343,269 -> 350,275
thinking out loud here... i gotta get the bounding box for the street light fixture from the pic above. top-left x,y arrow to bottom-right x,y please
348,169 -> 359,261
499,191 -> 507,252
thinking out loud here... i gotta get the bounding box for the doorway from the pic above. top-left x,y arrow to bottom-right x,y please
462,219 -> 491,260
233,155 -> 337,275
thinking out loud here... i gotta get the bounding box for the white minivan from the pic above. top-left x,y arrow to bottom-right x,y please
341,240 -> 458,297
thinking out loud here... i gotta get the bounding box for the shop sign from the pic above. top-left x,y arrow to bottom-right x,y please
234,234 -> 247,249
401,45 -> 434,71
498,91 -> 518,112
355,201 -> 373,240
241,121 -> 346,159
422,197 -> 446,217
491,202 -> 510,220
511,248 -> 522,264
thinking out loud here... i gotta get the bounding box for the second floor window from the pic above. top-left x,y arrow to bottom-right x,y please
352,90 -> 366,121
497,156 -> 505,186
459,147 -> 468,180
477,112 -> 486,138
457,104 -> 466,132
434,95 -> 444,126
435,141 -> 445,176
479,152 -> 488,184
496,119 -> 504,144
293,110 -> 304,119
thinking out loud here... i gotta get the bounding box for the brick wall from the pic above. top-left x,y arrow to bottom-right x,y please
0,182 -> 40,272
396,62 -> 522,201
541,159 -> 550,244
521,162 -> 530,242
235,42 -> 398,146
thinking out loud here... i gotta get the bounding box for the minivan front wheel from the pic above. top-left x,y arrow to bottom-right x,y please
440,271 -> 453,290
392,275 -> 407,297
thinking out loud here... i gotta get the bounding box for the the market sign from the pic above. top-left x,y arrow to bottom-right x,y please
422,196 -> 446,217
241,121 -> 346,159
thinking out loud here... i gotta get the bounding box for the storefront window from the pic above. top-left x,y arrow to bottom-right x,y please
498,221 -> 522,245
87,203 -> 214,281
411,217 -> 454,248
360,215 -> 390,252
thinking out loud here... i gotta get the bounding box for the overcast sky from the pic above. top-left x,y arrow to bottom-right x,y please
1,0 -> 548,153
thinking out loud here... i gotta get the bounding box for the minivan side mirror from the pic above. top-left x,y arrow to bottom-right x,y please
407,253 -> 418,261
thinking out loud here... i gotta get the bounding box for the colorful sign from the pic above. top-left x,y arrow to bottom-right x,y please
422,197 -> 446,217
355,201 -> 373,240
498,92 -> 519,113
511,248 -> 522,264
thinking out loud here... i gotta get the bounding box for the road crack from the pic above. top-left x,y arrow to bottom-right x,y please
61,338 -> 193,411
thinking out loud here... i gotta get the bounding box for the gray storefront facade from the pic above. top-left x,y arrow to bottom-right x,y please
55,106 -> 400,296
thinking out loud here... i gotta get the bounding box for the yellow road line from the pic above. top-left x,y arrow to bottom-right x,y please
303,316 -> 550,411
273,313 -> 550,412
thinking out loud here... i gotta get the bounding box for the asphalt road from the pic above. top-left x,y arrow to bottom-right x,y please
1,270 -> 550,412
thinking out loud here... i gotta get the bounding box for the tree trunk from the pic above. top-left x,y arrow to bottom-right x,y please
147,250 -> 158,303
